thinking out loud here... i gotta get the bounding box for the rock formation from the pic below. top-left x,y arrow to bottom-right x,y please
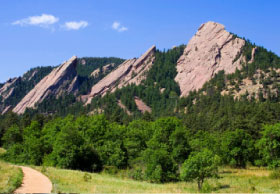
175,21 -> 245,97
134,97 -> 151,113
248,47 -> 258,64
85,45 -> 156,104
13,56 -> 78,114
0,78 -> 18,102
118,100 -> 132,115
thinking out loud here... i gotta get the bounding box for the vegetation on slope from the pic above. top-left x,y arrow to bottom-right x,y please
89,45 -> 185,120
76,57 -> 125,77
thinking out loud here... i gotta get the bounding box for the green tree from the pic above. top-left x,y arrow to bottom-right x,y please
1,125 -> 22,149
256,123 -> 280,168
144,148 -> 178,183
22,121 -> 44,165
221,129 -> 254,168
180,149 -> 220,191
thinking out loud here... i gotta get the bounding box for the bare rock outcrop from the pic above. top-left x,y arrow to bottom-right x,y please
175,21 -> 245,97
85,46 -> 156,104
248,47 -> 258,64
134,97 -> 151,113
118,100 -> 132,115
0,78 -> 18,102
13,56 -> 78,114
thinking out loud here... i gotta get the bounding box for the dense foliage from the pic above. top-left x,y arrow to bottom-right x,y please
1,113 -> 280,186
76,57 -> 125,77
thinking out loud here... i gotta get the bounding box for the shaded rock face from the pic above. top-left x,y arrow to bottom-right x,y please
0,78 -> 19,114
13,56 -> 78,114
0,78 -> 18,102
85,45 -> 156,104
175,21 -> 245,97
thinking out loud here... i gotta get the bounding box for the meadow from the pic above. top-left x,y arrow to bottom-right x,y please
34,166 -> 280,193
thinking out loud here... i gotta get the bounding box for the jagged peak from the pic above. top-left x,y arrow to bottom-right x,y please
175,21 -> 245,97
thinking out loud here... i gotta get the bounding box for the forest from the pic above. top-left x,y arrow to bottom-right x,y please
1,112 -> 280,190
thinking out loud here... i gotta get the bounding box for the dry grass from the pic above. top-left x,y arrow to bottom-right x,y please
0,160 -> 23,193
34,166 -> 280,193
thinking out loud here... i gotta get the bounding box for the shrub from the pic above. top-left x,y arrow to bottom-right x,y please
269,169 -> 280,179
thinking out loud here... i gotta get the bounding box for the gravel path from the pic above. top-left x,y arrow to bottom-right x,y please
14,166 -> 52,193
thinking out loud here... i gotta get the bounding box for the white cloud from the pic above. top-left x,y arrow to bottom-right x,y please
12,14 -> 59,28
112,21 -> 128,32
62,21 -> 88,30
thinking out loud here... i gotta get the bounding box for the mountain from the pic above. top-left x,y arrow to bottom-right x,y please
0,21 -> 279,117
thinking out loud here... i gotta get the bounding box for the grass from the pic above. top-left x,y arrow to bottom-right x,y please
0,147 -> 6,155
0,160 -> 23,193
34,166 -> 280,193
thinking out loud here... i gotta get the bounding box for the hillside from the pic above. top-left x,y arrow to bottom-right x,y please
1,21 -> 280,192
0,56 -> 124,115
2,21 -> 279,118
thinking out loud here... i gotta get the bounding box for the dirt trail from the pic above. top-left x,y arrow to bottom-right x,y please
14,166 -> 52,193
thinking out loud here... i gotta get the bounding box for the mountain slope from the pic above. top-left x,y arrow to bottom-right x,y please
85,45 -> 156,104
0,66 -> 53,114
13,56 -> 78,114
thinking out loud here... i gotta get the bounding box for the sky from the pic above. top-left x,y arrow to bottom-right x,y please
0,0 -> 280,83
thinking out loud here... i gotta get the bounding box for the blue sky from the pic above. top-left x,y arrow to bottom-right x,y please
1,0 -> 280,82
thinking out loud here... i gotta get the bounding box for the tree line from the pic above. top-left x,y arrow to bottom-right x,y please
1,113 -> 280,190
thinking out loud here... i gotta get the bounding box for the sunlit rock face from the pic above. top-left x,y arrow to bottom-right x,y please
13,56 -> 78,114
175,21 -> 245,97
85,45 -> 156,104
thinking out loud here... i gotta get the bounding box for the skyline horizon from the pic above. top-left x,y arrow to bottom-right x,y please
1,0 -> 279,83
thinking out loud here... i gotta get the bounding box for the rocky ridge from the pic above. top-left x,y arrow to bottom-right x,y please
85,45 -> 156,104
175,21 -> 246,97
0,78 -> 18,102
13,56 -> 78,114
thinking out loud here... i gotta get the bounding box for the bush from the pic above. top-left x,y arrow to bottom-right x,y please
220,129 -> 254,168
83,173 -> 92,182
269,169 -> 280,179
144,148 -> 178,183
103,166 -> 118,175
129,167 -> 144,181
256,123 -> 280,168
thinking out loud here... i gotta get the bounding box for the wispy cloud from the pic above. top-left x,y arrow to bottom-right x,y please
12,14 -> 59,28
62,21 -> 88,30
112,21 -> 128,32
